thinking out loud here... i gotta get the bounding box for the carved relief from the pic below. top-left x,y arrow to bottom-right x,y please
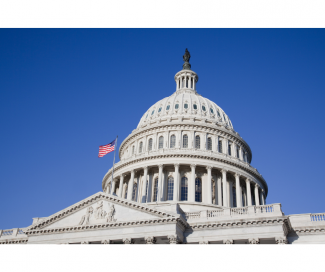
95,201 -> 107,219
107,204 -> 116,223
249,238 -> 260,244
223,239 -> 233,244
101,240 -> 111,244
276,237 -> 288,244
145,236 -> 156,244
123,238 -> 133,244
79,207 -> 93,225
168,235 -> 180,244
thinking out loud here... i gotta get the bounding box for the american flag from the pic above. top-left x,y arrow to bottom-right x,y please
98,139 -> 116,158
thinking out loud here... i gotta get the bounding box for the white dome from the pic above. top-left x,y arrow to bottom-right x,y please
137,70 -> 233,130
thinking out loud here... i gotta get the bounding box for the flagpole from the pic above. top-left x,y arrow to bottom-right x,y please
110,135 -> 118,195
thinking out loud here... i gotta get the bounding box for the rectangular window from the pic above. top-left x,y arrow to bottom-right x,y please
228,144 -> 232,156
207,137 -> 212,150
236,146 -> 239,158
218,140 -> 223,153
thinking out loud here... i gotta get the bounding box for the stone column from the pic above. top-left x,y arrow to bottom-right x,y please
235,174 -> 242,207
111,179 -> 116,195
118,175 -> 124,198
221,169 -> 228,207
206,166 -> 212,204
189,164 -> 196,202
261,190 -> 265,205
217,175 -> 222,206
141,167 -> 148,203
174,164 -> 180,201
254,184 -> 260,206
127,170 -> 135,201
246,178 -> 252,206
122,183 -> 127,199
158,164 -> 163,202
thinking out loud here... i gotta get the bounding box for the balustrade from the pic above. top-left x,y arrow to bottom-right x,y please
231,207 -> 248,215
185,212 -> 201,219
255,205 -> 274,214
1,230 -> 13,236
310,213 -> 325,222
207,210 -> 224,217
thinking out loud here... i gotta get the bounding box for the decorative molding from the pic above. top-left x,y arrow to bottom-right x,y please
248,238 -> 260,244
145,236 -> 156,244
123,238 -> 133,244
167,235 -> 181,244
223,239 -> 233,244
25,192 -> 186,233
275,237 -> 288,244
101,240 -> 111,244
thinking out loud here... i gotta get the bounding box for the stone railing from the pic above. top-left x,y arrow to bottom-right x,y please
310,213 -> 325,222
0,228 -> 27,240
184,204 -> 283,222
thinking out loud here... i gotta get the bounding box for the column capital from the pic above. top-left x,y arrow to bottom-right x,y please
158,164 -> 164,169
174,163 -> 180,168
206,166 -> 212,171
130,170 -> 135,175
246,178 -> 251,183
255,183 -> 260,189
221,168 -> 227,174
120,173 -> 126,178
234,173 -> 240,178
145,236 -> 156,244
143,166 -> 148,171
190,164 -> 196,169
167,235 -> 181,244
123,238 -> 133,244
248,238 -> 260,244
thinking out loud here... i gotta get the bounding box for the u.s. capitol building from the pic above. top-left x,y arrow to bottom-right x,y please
1,50 -> 324,244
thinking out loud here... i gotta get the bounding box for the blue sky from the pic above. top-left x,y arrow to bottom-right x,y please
1,29 -> 324,229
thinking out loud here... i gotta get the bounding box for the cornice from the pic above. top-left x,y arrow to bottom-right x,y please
119,121 -> 252,162
292,227 -> 325,235
187,217 -> 290,231
26,217 -> 188,237
25,192 -> 180,232
0,239 -> 28,244
102,151 -> 268,196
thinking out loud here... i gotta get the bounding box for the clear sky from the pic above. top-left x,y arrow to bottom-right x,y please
1,29 -> 325,229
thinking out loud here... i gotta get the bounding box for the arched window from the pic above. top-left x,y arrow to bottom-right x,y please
170,135 -> 176,148
159,136 -> 164,149
132,145 -> 135,155
153,178 -> 159,201
183,135 -> 188,148
151,110 -> 155,115
148,138 -> 153,151
207,137 -> 212,150
181,177 -> 188,201
218,140 -> 223,153
195,178 -> 202,202
167,177 -> 174,201
210,108 -> 214,114
228,143 -> 232,156
193,104 -> 197,110
195,135 -> 200,149
132,183 -> 137,201
139,142 -> 143,153
202,105 -> 206,111
166,105 -> 170,111
216,110 -> 220,117
158,107 -> 162,112
184,103 -> 188,109
175,104 -> 179,109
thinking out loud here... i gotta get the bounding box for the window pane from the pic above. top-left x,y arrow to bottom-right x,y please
195,178 -> 202,202
207,137 -> 212,150
236,146 -> 239,158
158,107 -> 162,112
145,180 -> 148,202
181,177 -> 188,201
148,138 -> 153,151
233,187 -> 236,207
151,110 -> 155,115
184,103 -> 188,109
193,104 -> 197,110
159,136 -> 164,149
170,135 -> 176,148
217,110 -> 220,117
139,142 -> 143,153
166,105 -> 170,110
132,146 -> 135,155
153,178 -> 158,201
218,140 -> 222,153
195,135 -> 200,149
210,108 -> 214,113
167,177 -> 174,201
183,135 -> 188,148
202,106 -> 206,111
175,104 -> 179,109
228,144 -> 232,155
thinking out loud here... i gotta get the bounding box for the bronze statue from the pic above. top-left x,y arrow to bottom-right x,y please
182,48 -> 191,70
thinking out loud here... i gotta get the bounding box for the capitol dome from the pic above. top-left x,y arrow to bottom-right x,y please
102,49 -> 267,214
137,70 -> 233,130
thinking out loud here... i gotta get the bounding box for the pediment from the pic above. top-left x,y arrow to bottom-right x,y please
27,192 -> 179,231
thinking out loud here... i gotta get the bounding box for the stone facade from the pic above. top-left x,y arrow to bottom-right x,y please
1,56 -> 324,244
